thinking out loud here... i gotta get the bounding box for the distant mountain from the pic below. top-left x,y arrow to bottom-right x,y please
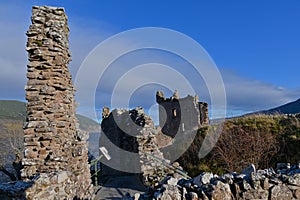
0,100 -> 26,120
253,98 -> 300,115
76,114 -> 101,133
0,100 -> 100,133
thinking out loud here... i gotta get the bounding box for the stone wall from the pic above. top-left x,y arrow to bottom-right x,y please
135,108 -> 173,186
199,102 -> 209,126
134,163 -> 300,199
156,90 -> 209,137
100,107 -> 180,186
100,108 -> 140,177
21,6 -> 93,199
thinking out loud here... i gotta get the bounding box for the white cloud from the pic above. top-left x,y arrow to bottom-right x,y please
221,69 -> 300,113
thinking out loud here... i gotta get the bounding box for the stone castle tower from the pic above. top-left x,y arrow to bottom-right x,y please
156,90 -> 209,137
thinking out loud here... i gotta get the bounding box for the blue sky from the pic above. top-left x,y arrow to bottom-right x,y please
0,1 -> 299,120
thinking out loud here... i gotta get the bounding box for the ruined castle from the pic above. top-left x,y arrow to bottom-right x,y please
99,90 -> 209,186
1,5 -> 299,200
0,5 -> 209,199
156,90 -> 209,137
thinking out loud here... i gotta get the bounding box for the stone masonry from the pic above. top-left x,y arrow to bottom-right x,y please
135,108 -> 181,187
100,108 -> 140,177
22,6 -> 93,199
156,90 -> 209,137
100,107 -> 181,187
134,163 -> 300,199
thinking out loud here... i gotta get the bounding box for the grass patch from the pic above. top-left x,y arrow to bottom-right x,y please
177,114 -> 300,175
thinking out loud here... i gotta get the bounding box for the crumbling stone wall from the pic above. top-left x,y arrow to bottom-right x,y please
100,108 -> 140,177
199,102 -> 209,125
156,90 -> 209,137
134,108 -> 172,186
100,107 -> 178,186
22,6 -> 93,199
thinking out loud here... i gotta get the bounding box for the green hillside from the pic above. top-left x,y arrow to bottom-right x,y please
0,100 -> 100,133
177,114 -> 300,176
0,100 -> 26,120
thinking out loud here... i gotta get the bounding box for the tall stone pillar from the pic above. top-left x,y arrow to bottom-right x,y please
22,6 -> 93,199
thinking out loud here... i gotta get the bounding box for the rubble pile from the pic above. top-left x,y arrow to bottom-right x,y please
134,163 -> 300,200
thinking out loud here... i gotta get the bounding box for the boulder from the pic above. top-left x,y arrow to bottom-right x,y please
211,181 -> 233,200
270,185 -> 293,200
193,172 -> 213,186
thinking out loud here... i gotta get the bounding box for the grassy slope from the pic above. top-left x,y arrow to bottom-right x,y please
0,100 -> 26,120
0,100 -> 100,133
177,114 -> 300,176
